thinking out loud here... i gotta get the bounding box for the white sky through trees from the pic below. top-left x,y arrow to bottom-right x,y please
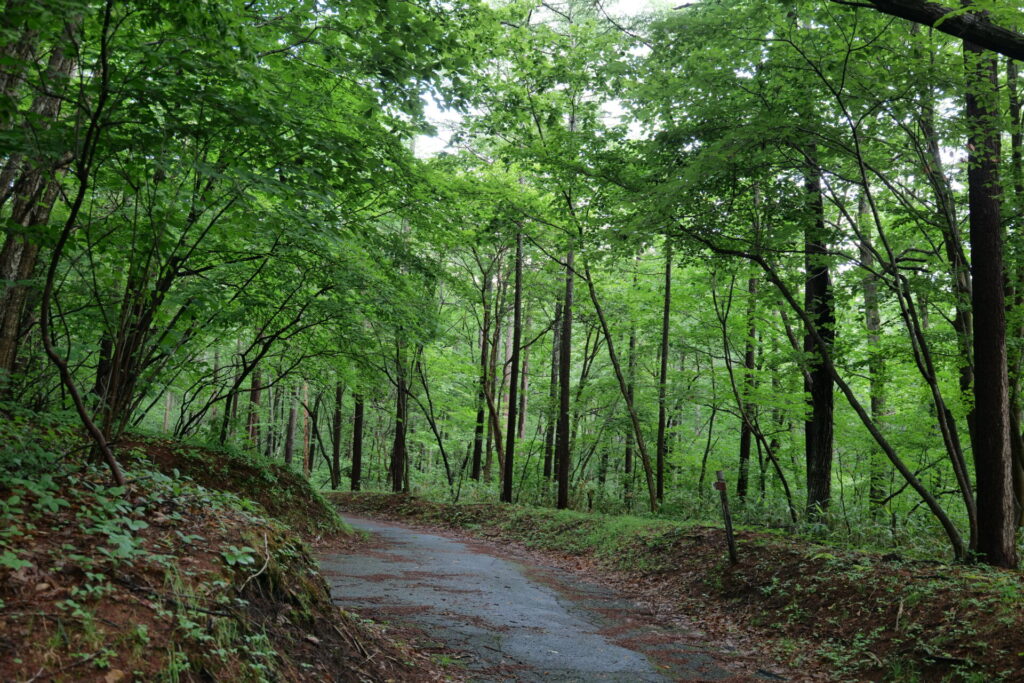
415,0 -> 663,157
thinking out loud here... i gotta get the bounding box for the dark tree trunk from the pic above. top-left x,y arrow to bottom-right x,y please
965,39 -> 1018,568
737,276 -> 757,500
471,273 -> 492,481
556,250 -> 574,509
284,388 -> 297,466
502,230 -> 524,503
655,242 -> 672,502
351,394 -> 364,491
803,158 -> 835,517
390,352 -> 409,493
625,325 -> 636,489
331,382 -> 344,490
543,301 -> 561,480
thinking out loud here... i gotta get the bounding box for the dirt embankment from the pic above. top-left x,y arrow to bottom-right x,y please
0,433 -> 455,682
330,491 -> 1024,682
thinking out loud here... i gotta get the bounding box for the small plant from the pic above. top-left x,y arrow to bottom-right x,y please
221,545 -> 257,567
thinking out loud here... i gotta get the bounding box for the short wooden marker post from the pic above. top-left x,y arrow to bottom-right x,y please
714,470 -> 738,565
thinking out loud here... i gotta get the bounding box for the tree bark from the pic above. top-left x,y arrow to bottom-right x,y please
656,242 -> 672,502
331,382 -> 344,489
804,158 -> 835,517
502,230 -> 524,503
737,276 -> 757,500
284,387 -> 297,466
351,394 -> 364,491
556,250 -> 574,510
830,0 -> 1024,63
471,271 -> 492,481
965,39 -> 1018,568
544,301 -> 561,480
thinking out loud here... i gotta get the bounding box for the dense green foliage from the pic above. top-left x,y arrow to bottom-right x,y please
3,0 -> 1024,569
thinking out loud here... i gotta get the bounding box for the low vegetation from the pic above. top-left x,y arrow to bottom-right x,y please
0,416 -> 453,682
334,491 -> 1024,681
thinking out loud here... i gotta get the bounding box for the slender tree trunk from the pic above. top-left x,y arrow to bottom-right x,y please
518,313 -> 531,440
965,38 -> 1018,568
803,156 -> 835,517
472,273 -> 492,480
332,382 -> 344,490
502,230 -> 524,503
656,242 -> 672,502
302,383 -> 311,476
859,195 -> 887,514
556,250 -> 574,510
737,276 -> 757,500
390,350 -> 409,493
351,394 -> 364,491
544,301 -> 561,480
284,387 -> 297,467
248,367 -> 262,446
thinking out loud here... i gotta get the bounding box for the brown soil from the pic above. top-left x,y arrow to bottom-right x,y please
0,443 -> 460,682
329,491 -> 1024,682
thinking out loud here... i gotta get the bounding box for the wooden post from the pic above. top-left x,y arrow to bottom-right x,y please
715,470 -> 738,564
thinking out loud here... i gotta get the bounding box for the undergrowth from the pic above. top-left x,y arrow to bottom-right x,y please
0,413 -> 446,682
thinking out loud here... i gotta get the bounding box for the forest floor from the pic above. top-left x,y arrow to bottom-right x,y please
330,492 -> 1024,682
0,433 -> 460,682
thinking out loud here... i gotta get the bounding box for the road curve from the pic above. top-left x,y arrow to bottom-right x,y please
319,514 -> 769,682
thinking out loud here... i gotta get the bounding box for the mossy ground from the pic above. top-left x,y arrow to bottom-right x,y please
332,491 -> 1024,682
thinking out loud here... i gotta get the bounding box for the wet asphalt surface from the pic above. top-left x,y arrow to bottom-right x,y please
319,514 -> 768,682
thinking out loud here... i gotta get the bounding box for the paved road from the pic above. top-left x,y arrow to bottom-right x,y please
319,515 -> 767,682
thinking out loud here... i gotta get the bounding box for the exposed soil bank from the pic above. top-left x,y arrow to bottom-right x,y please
0,435 -> 456,681
328,491 -> 1024,682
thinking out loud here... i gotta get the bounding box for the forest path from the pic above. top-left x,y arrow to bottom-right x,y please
319,514 -> 766,682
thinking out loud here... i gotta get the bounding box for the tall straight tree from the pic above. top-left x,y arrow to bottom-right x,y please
555,248 -> 574,510
964,38 -> 1018,568
501,229 -> 524,503
351,394 -> 364,492
655,242 -> 673,502
803,157 -> 835,516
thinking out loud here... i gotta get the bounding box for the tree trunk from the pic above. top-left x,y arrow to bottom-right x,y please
656,242 -> 672,502
248,367 -> 262,446
332,382 -> 344,490
859,195 -> 887,514
965,39 -> 1018,568
544,301 -> 561,480
803,157 -> 835,517
502,230 -> 524,503
351,394 -> 364,491
556,250 -> 574,510
284,387 -> 297,466
471,272 -> 492,481
390,351 -> 409,493
737,276 -> 757,500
